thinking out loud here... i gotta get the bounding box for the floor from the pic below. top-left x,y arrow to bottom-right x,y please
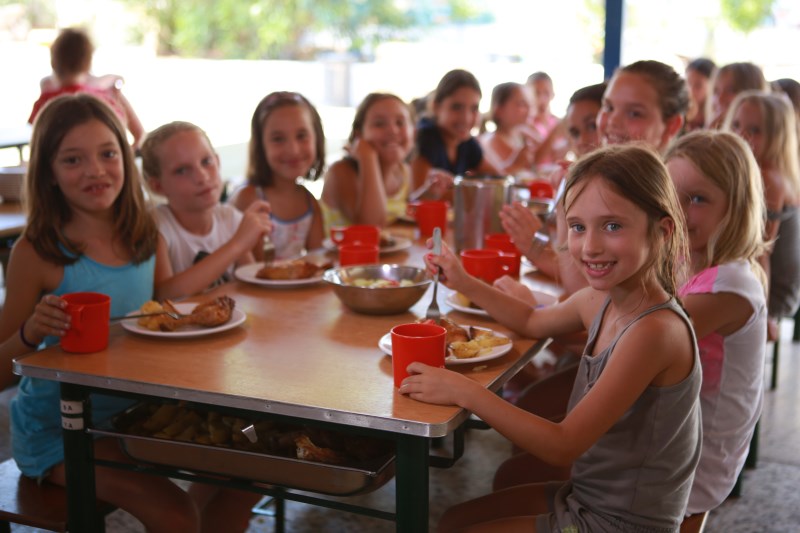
2,321 -> 800,532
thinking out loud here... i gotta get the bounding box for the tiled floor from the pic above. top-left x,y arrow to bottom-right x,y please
2,320 -> 799,532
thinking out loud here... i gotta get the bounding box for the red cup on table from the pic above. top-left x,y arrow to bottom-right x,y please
460,248 -> 517,284
483,233 -> 521,278
391,323 -> 447,387
406,201 -> 448,238
61,292 -> 111,353
339,243 -> 380,266
330,224 -> 380,247
529,180 -> 555,199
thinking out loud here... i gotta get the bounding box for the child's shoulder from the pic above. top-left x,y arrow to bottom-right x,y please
229,184 -> 263,210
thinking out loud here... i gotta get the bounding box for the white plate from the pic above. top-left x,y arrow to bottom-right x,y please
234,263 -> 325,288
378,326 -> 512,365
121,303 -> 246,338
446,290 -> 558,317
322,235 -> 412,255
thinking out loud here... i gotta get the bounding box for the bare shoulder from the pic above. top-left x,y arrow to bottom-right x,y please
7,238 -> 62,291
229,185 -> 259,211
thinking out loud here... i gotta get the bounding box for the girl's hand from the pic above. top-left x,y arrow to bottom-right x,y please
493,276 -> 539,306
425,169 -> 454,199
25,294 -> 70,343
350,137 -> 378,166
424,240 -> 472,292
399,362 -> 475,406
236,200 -> 273,247
500,202 -> 543,253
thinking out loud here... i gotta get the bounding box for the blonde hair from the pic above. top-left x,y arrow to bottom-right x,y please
665,131 -> 768,287
24,93 -> 157,265
562,144 -> 688,297
724,90 -> 800,201
140,121 -> 213,181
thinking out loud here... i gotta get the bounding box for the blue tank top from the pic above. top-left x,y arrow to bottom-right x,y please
10,253 -> 155,477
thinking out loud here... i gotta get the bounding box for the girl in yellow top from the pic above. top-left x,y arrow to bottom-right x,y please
321,93 -> 414,232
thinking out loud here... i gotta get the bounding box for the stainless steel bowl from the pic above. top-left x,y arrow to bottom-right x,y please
323,264 -> 432,315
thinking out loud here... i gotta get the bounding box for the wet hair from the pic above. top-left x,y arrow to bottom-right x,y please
724,90 -> 800,201
527,71 -> 553,85
686,58 -> 716,79
50,28 -> 93,79
562,144 -> 688,297
715,62 -> 769,95
568,82 -> 607,107
348,92 -> 410,144
432,69 -> 481,106
24,93 -> 157,265
246,91 -> 325,187
665,130 -> 767,281
619,60 -> 690,121
140,121 -> 214,181
489,82 -> 525,126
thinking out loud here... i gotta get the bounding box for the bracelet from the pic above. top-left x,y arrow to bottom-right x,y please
528,231 -> 550,258
19,321 -> 39,350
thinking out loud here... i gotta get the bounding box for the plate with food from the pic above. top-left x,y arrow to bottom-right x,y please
234,258 -> 331,287
121,297 -> 246,338
378,318 -> 513,365
322,233 -> 412,255
446,290 -> 558,317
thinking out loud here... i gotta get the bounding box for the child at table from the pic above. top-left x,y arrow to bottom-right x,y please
229,91 -> 325,260
0,94 -> 258,532
29,27 -> 144,150
140,121 -> 272,297
526,71 -> 568,164
708,62 -> 768,130
684,57 -> 716,132
478,82 -> 536,177
403,144 -> 701,532
665,130 -> 768,515
725,91 -> 800,333
598,59 -> 688,154
410,69 -> 499,193
321,92 -> 414,230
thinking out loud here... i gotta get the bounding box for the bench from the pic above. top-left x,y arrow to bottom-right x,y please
0,458 -> 114,532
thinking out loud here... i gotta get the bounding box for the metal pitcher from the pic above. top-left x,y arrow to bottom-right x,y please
453,175 -> 514,253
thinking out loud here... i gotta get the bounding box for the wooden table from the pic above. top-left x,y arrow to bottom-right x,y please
13,227 -> 554,532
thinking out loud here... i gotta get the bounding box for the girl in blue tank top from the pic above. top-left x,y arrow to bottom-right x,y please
0,94 -> 257,533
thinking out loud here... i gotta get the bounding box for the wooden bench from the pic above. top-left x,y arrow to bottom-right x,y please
0,458 -> 114,532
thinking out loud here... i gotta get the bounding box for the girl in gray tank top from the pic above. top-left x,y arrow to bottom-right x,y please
400,145 -> 702,532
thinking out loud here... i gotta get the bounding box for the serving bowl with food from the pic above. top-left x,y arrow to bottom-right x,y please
323,264 -> 432,315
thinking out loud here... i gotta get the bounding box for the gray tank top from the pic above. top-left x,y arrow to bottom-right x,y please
568,297 -> 702,530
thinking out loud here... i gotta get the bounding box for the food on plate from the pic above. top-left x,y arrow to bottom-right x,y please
137,296 -> 235,332
116,401 -> 393,466
350,278 -> 414,288
255,258 -> 331,280
416,317 -> 510,359
452,292 -> 483,310
379,232 -> 396,248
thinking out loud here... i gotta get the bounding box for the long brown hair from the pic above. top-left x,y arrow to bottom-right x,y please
24,93 -> 158,265
246,91 -> 325,187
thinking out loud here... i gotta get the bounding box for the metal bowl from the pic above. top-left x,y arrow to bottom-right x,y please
323,264 -> 432,315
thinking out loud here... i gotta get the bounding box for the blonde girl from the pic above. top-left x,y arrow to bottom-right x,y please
230,91 -> 326,260
478,82 -> 536,176
321,92 -> 414,230
405,144 -> 701,532
666,130 -> 768,515
598,59 -> 689,154
725,91 -> 800,323
708,62 -> 769,129
0,94 -> 257,532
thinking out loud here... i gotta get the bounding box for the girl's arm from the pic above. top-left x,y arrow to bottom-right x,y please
0,239 -> 67,389
683,292 -> 753,338
402,306 -> 694,465
305,194 -> 325,251
116,91 -> 145,150
410,153 -> 433,190
228,186 -> 265,262
348,140 -> 390,225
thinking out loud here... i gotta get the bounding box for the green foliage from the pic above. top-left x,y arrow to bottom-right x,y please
720,0 -> 775,34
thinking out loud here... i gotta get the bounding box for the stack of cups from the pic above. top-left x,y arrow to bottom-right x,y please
330,224 -> 381,266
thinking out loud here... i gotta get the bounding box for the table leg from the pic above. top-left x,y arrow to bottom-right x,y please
395,435 -> 430,533
61,383 -> 103,532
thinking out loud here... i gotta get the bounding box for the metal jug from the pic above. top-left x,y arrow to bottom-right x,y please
453,175 -> 514,253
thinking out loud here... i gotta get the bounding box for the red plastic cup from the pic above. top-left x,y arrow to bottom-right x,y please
339,243 -> 380,266
61,292 -> 111,353
391,323 -> 447,387
483,233 -> 521,278
460,248 -> 517,284
330,224 -> 380,247
529,180 -> 555,199
407,201 -> 448,238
